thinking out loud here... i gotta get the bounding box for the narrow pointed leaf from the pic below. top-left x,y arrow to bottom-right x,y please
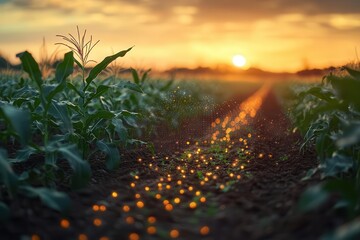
49,101 -> 73,133
96,140 -> 120,169
84,85 -> 110,106
131,68 -> 140,84
58,145 -> 91,189
0,105 -> 30,145
16,51 -> 42,89
0,149 -> 19,197
55,51 -> 74,83
84,110 -> 115,129
85,47 -> 132,86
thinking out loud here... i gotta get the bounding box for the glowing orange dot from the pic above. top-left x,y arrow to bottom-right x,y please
165,204 -> 173,211
78,234 -> 88,240
155,194 -> 162,199
195,191 -> 201,196
130,183 -> 136,188
99,205 -> 106,212
31,234 -> 41,240
147,226 -> 157,234
60,219 -> 70,229
92,204 -> 99,211
128,233 -> 140,240
174,198 -> 181,204
179,189 -> 185,194
93,218 -> 102,227
136,201 -> 144,208
189,202 -> 197,209
188,186 -> 193,191
99,237 -> 110,240
200,226 -> 210,235
170,229 -> 180,238
134,175 -> 139,180
147,216 -> 156,224
135,193 -> 141,199
111,191 -> 118,198
145,186 -> 150,191
123,205 -> 130,212
177,180 -> 182,185
200,197 -> 206,203
125,216 -> 134,224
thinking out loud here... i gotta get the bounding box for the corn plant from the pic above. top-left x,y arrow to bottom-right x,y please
289,67 -> 360,235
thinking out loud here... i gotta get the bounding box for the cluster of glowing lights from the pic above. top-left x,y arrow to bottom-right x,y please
40,85 -> 270,240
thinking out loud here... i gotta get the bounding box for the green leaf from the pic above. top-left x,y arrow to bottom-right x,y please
84,85 -> 110,106
55,51 -> 74,83
304,86 -> 335,103
84,110 -> 115,129
20,186 -> 71,212
324,179 -> 358,215
320,155 -> 353,178
344,66 -> 360,80
0,104 -> 30,145
85,47 -> 132,88
298,184 -> 329,212
131,68 -> 140,84
141,69 -> 150,84
118,81 -> 143,93
0,149 -> 19,197
16,51 -> 42,89
0,201 -> 10,222
49,101 -> 73,133
112,119 -> 128,142
336,122 -> 360,148
96,140 -> 120,170
67,82 -> 84,98
58,145 -> 91,189
11,146 -> 37,163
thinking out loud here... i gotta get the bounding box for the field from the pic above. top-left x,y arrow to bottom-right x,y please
1,41 -> 360,240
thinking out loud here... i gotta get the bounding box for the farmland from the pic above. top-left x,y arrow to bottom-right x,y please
1,31 -> 360,239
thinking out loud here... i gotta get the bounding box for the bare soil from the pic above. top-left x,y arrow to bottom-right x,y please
0,85 -> 346,240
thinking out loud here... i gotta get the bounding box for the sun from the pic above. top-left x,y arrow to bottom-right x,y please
232,55 -> 247,68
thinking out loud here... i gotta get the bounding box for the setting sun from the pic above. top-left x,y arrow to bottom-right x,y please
232,55 -> 247,68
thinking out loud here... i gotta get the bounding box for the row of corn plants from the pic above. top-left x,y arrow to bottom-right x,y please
289,65 -> 360,239
0,28 -> 221,221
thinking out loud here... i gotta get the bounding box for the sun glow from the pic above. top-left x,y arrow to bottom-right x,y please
232,55 -> 247,68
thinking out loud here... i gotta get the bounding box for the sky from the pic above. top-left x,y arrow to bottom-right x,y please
0,0 -> 360,72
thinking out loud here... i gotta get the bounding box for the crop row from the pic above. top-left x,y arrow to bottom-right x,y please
0,33 -> 221,221
289,65 -> 360,239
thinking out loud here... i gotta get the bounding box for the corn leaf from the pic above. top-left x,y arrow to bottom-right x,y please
55,51 -> 74,83
85,47 -> 132,88
0,104 -> 30,145
16,51 -> 42,89
0,149 -> 19,197
96,140 -> 120,169
58,145 -> 91,189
